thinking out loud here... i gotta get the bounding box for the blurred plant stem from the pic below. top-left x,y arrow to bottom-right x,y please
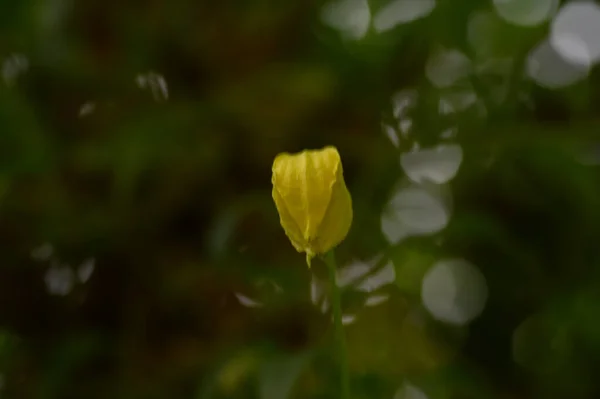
324,250 -> 350,399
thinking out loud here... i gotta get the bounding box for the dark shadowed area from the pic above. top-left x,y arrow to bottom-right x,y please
1,0 -> 600,398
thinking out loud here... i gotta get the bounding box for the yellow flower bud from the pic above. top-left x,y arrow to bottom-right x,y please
271,146 -> 353,265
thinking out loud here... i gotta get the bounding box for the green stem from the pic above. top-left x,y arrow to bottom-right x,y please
324,250 -> 350,399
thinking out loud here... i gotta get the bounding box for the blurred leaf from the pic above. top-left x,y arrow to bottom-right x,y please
346,296 -> 452,376
258,351 -> 313,399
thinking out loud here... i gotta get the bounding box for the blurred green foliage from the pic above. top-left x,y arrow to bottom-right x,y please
1,0 -> 600,398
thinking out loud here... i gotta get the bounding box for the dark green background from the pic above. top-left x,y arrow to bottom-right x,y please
0,0 -> 599,398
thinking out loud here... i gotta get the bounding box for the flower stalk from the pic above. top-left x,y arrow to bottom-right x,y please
271,146 -> 352,397
324,250 -> 350,399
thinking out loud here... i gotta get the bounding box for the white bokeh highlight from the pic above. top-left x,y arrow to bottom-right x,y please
308,255 -> 397,314
337,259 -> 374,288
577,143 -> 600,165
310,274 -> 326,305
337,255 -> 396,292
234,280 -> 283,308
365,294 -> 390,307
355,261 -> 396,293
79,102 -> 96,118
136,71 -> 169,101
373,0 -> 436,33
235,293 -> 263,308
77,258 -> 95,283
45,263 -> 75,296
382,122 -> 401,148
525,1 -> 600,88
421,259 -> 488,325
392,89 -> 418,119
383,90 -> 418,146
321,0 -> 371,40
493,0 -> 558,27
400,144 -> 463,184
440,127 -> 457,139
31,243 -> 53,261
551,2 -> 600,64
394,382 -> 429,399
426,49 -> 471,88
438,89 -> 478,115
527,38 -> 590,88
467,11 -> 502,57
2,54 -> 28,86
381,184 -> 450,244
